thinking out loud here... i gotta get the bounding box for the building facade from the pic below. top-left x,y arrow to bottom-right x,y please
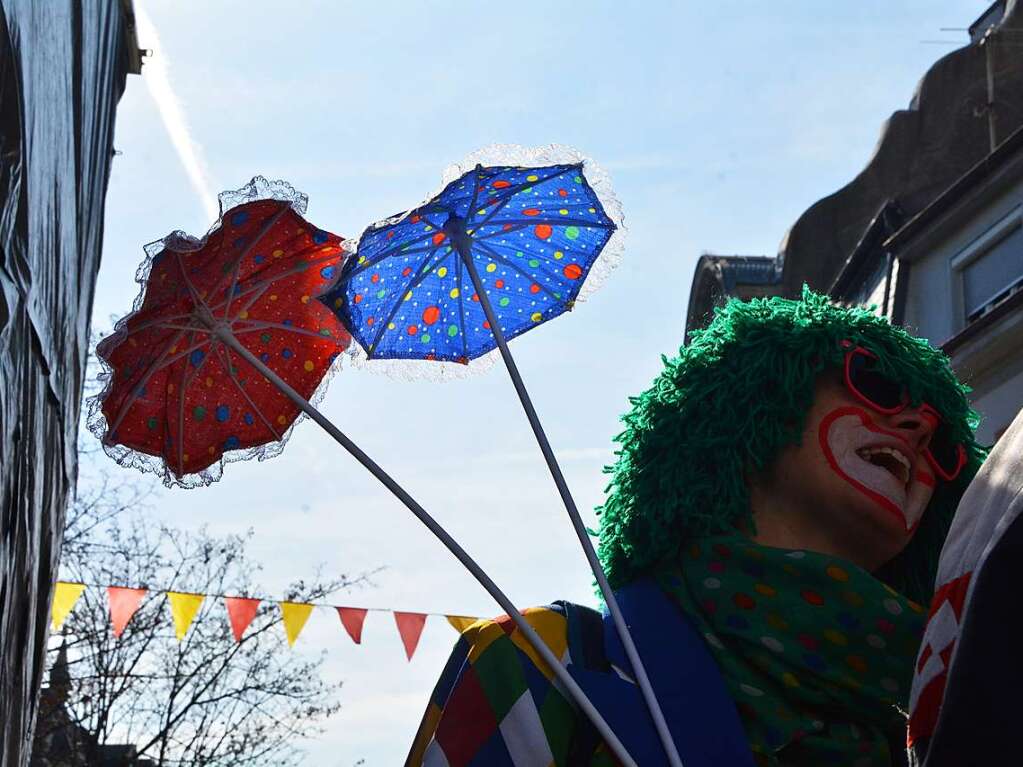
864,128 -> 1023,444
0,3 -> 138,765
685,1 -> 1023,445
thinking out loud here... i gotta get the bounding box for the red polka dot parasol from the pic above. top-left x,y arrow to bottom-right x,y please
90,178 -> 351,486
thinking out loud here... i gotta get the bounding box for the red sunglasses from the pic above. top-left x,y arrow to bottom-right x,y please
841,342 -> 967,481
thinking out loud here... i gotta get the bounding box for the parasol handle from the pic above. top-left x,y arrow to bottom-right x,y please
453,241 -> 686,767
211,326 -> 639,767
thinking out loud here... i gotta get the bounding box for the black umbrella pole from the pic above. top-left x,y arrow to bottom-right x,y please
457,251 -> 685,767
212,327 -> 638,767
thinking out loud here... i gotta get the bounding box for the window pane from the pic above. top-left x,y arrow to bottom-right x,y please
963,223 -> 1023,319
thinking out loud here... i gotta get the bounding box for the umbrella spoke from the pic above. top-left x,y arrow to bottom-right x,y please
210,253 -> 340,316
473,241 -> 566,305
173,251 -> 210,315
152,322 -> 209,334
175,327 -> 211,473
454,251 -> 469,362
106,328 -> 190,438
483,216 -> 613,229
229,282 -> 272,320
464,168 -> 483,230
474,223 -> 530,241
214,204 -> 291,317
469,164 -> 579,229
210,341 -> 284,443
346,234 -> 438,277
119,312 -> 195,336
230,321 -> 334,343
471,192 -> 515,230
367,245 -> 449,355
418,211 -> 448,230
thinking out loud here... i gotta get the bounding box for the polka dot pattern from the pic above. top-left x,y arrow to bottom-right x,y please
659,536 -> 926,764
97,198 -> 353,480
318,163 -> 615,363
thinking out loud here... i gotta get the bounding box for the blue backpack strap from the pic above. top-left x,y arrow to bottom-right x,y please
565,579 -> 756,766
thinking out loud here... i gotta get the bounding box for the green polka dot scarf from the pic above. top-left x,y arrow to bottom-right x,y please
657,536 -> 927,767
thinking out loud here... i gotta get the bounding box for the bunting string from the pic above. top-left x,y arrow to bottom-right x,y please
51,580 -> 482,661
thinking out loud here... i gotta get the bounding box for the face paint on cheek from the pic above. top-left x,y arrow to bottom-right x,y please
816,406 -> 933,532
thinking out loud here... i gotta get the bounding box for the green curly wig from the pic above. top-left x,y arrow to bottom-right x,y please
597,287 -> 986,604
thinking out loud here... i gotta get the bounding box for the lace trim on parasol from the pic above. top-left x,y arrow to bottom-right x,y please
347,144 -> 625,382
343,342 -> 499,381
87,177 -> 346,490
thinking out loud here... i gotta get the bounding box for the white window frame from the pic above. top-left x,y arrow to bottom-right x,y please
949,203 -> 1023,326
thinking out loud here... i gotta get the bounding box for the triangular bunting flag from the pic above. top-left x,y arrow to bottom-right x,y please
108,586 -> 147,638
167,592 -> 204,641
446,615 -> 479,634
337,607 -> 368,644
51,582 -> 86,630
280,601 -> 313,647
394,612 -> 428,660
225,597 -> 261,642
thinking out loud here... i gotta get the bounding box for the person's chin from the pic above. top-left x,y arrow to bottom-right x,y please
840,488 -> 917,566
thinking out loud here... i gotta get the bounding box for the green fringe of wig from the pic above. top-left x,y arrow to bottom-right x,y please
597,286 -> 987,604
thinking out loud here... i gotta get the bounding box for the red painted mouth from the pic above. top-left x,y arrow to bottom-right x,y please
818,406 -> 930,532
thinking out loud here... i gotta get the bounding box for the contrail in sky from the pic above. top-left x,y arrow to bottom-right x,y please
135,5 -> 219,222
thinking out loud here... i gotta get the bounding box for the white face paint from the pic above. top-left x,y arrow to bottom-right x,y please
819,407 -> 935,532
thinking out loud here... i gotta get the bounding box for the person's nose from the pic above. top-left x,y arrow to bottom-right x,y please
884,404 -> 938,452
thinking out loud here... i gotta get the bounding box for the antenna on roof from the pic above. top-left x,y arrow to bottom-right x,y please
978,24 -> 1000,152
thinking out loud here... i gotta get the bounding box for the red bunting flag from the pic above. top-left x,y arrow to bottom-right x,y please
107,586 -> 147,638
224,597 -> 261,642
393,611 -> 428,660
337,607 -> 368,644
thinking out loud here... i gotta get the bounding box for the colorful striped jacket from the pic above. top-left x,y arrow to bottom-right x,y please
406,579 -> 757,767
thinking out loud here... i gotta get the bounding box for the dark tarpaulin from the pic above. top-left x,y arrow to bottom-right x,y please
0,2 -> 134,765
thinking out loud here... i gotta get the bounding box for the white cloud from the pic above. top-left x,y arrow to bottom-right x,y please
134,6 -> 219,221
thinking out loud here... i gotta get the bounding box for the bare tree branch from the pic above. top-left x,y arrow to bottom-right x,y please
36,431 -> 357,766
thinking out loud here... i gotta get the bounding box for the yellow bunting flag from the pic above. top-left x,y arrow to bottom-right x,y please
51,582 -> 86,630
446,615 -> 479,634
167,592 -> 205,640
280,601 -> 313,647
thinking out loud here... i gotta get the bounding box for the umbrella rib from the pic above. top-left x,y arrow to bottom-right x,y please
144,336 -> 216,370
214,204 -> 292,317
175,329 -> 214,473
230,321 -> 333,343
209,252 -> 340,317
484,216 -> 613,229
471,194 -> 514,230
225,282 -> 272,320
173,251 -> 207,314
473,241 -> 566,304
471,165 -> 580,229
345,236 -> 438,278
474,223 -> 530,242
454,251 -> 469,362
176,343 -> 190,475
366,246 -> 449,354
105,328 -> 190,439
117,311 -> 195,336
418,211 -> 448,231
360,225 -> 434,258
152,322 -> 209,334
465,165 -> 483,223
456,167 -> 481,361
211,341 -> 285,443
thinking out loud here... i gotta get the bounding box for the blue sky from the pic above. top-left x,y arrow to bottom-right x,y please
88,2 -> 986,763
